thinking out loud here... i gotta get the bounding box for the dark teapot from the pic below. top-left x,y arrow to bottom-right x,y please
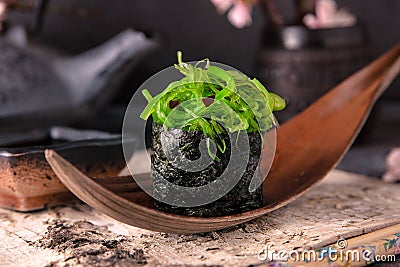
0,25 -> 159,130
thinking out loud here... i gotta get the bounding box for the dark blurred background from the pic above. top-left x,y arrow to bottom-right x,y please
3,0 -> 400,177
7,0 -> 400,99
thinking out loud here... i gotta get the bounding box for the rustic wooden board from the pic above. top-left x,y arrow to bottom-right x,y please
0,170 -> 399,266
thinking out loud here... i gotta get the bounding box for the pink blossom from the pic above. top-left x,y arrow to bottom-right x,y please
386,148 -> 400,167
227,1 -> 253,29
317,0 -> 338,25
303,0 -> 356,29
210,0 -> 255,28
210,0 -> 235,13
303,14 -> 319,29
0,2 -> 7,20
383,147 -> 400,183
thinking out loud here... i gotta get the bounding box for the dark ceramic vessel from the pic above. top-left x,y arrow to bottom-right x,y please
259,25 -> 371,122
0,127 -> 131,211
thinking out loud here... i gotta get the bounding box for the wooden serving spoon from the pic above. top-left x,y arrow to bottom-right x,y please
45,44 -> 400,234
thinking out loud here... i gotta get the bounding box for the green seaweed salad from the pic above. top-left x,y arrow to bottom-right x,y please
140,52 -> 286,155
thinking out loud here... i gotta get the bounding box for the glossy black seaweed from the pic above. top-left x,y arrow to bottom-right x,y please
151,123 -> 264,217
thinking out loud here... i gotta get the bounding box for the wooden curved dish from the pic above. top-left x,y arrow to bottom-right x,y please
46,44 -> 400,233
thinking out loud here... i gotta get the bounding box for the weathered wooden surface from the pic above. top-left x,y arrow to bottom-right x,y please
0,170 -> 399,266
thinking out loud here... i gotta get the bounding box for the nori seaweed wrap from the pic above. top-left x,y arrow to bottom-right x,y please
140,52 -> 286,217
151,123 -> 263,216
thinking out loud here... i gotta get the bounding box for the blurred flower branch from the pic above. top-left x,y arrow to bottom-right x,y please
210,0 -> 356,29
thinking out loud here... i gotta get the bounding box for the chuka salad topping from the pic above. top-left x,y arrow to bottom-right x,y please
140,52 -> 286,157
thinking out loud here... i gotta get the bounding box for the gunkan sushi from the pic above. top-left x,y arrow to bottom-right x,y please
140,52 -> 285,217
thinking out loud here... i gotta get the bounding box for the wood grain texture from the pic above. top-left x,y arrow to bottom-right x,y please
0,170 -> 399,266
